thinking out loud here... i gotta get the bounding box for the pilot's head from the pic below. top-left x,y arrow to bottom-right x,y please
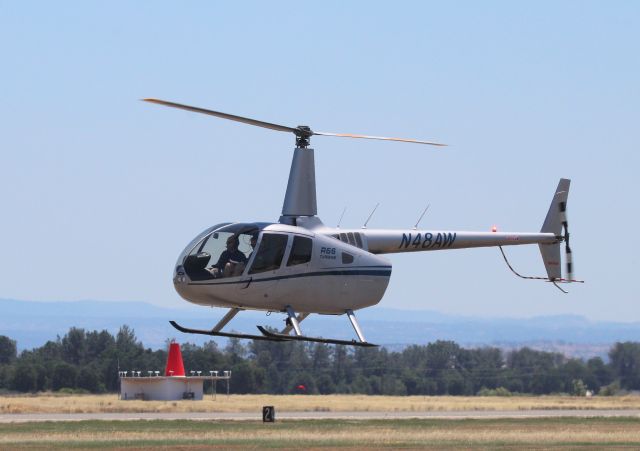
226,236 -> 239,250
250,234 -> 258,248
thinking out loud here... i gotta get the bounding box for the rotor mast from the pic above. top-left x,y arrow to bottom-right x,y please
280,126 -> 318,226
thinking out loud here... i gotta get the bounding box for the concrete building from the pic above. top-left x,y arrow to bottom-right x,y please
119,341 -> 230,401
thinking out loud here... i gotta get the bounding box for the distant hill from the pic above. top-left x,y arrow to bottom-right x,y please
0,298 -> 637,359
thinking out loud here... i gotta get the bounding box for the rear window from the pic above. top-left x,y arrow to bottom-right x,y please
354,232 -> 364,248
287,236 -> 313,266
342,252 -> 354,264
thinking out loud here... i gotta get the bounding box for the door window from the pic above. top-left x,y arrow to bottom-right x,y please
249,234 -> 288,274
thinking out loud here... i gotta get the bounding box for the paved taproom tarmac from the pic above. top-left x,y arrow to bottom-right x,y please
2,409 -> 640,422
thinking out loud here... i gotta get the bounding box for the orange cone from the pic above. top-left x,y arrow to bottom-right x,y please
165,341 -> 186,376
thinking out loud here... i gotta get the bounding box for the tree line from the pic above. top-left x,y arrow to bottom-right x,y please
0,326 -> 639,395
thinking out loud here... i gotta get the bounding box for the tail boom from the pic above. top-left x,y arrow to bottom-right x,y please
338,229 -> 558,255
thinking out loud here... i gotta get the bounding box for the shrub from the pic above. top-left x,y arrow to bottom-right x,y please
57,387 -> 89,395
477,386 -> 512,397
571,379 -> 587,396
599,381 -> 621,396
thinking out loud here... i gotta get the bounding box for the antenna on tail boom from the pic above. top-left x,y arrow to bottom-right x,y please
413,204 -> 430,230
362,203 -> 380,229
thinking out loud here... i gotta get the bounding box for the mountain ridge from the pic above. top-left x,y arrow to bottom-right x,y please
1,298 -> 637,359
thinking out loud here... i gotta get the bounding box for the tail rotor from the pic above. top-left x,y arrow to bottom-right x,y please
541,181 -> 583,290
501,179 -> 583,293
559,200 -> 574,281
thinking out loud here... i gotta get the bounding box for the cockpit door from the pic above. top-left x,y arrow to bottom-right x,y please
236,233 -> 289,302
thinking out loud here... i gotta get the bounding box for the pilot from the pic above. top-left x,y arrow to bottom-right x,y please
247,233 -> 258,260
235,233 -> 258,275
212,235 -> 247,277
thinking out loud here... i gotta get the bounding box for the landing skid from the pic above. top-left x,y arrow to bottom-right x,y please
170,306 -> 377,347
169,320 -> 286,342
257,326 -> 378,347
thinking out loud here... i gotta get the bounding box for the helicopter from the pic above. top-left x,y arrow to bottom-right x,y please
144,98 -> 583,347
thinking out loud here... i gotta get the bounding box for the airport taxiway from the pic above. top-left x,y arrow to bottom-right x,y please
2,409 -> 640,422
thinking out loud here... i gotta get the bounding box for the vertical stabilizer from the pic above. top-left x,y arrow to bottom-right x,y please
541,178 -> 570,235
539,178 -> 570,280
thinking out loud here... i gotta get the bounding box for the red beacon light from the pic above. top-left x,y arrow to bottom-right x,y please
491,225 -> 498,233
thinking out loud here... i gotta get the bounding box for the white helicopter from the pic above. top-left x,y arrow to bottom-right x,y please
145,99 -> 583,347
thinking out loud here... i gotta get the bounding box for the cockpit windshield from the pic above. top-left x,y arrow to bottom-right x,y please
181,223 -> 267,281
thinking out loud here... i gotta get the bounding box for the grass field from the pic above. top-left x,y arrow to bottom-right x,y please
1,417 -> 640,449
2,393 -> 640,414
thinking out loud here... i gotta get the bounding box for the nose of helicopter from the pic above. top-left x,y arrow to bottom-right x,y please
173,265 -> 187,284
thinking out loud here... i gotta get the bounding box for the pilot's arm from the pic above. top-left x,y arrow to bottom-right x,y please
208,251 -> 230,277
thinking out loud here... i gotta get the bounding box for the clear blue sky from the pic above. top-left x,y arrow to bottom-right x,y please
1,1 -> 638,320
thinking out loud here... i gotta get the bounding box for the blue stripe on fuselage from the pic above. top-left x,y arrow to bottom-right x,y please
188,267 -> 392,286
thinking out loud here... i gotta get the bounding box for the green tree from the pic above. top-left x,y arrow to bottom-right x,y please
315,373 -> 335,394
0,336 -> 17,364
609,342 -> 640,390
230,361 -> 257,393
85,330 -> 115,361
332,345 -> 353,391
77,365 -> 101,392
181,341 -> 224,375
311,343 -> 332,373
225,338 -> 247,365
468,347 -> 504,392
423,341 -> 471,395
52,362 -> 78,390
61,328 -> 86,365
11,362 -> 39,392
561,359 -> 589,393
114,325 -> 144,377
586,357 -> 613,392
507,347 -> 564,394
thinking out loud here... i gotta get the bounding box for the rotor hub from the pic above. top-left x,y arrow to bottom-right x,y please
295,126 -> 313,148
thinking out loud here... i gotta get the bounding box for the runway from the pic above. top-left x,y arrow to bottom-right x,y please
2,409 -> 640,422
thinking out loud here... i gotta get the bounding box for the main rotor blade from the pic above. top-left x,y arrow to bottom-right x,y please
143,98 -> 445,146
142,98 -> 298,134
313,131 -> 447,146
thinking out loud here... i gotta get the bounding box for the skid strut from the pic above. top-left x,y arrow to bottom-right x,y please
257,307 -> 377,347
281,311 -> 309,335
346,309 -> 367,343
213,307 -> 241,332
285,306 -> 303,336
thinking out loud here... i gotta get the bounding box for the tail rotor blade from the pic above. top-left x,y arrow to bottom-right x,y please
559,201 -> 574,281
313,131 -> 447,146
565,242 -> 573,281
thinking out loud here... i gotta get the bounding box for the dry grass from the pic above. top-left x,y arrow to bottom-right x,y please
1,393 -> 640,414
1,418 -> 640,449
